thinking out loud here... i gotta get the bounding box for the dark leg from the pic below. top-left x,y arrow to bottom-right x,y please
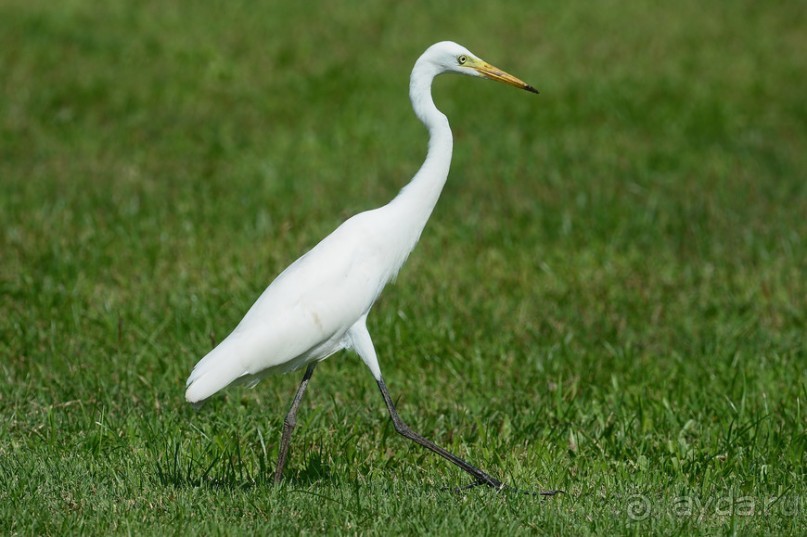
274,363 -> 317,484
376,377 -> 505,490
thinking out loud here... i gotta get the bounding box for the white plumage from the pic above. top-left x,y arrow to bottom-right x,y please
185,208 -> 398,401
185,41 -> 537,404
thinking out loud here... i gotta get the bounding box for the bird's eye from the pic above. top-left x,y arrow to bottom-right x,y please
458,55 -> 467,65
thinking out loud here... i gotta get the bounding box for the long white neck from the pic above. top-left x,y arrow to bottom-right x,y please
387,58 -> 453,240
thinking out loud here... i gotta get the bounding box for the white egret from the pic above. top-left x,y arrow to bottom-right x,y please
186,41 -> 553,493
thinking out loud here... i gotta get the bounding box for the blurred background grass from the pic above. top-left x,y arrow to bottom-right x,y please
1,0 -> 804,534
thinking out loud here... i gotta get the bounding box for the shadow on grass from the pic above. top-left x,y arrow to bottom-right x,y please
154,441 -> 334,490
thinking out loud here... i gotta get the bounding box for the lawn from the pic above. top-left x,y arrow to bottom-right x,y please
1,0 -> 805,534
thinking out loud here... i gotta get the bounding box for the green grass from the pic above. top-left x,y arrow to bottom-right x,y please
1,0 -> 805,534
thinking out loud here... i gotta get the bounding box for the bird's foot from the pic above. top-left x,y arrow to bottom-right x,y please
453,480 -> 564,496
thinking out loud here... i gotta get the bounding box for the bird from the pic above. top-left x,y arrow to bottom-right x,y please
186,41 -> 554,493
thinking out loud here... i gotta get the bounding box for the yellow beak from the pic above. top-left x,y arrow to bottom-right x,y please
470,59 -> 538,94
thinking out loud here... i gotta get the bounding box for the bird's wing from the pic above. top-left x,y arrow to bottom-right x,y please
185,212 -> 387,403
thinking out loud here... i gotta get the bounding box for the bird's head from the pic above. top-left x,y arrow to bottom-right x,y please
421,41 -> 538,94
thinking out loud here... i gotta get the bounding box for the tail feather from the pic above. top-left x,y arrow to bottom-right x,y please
185,343 -> 247,404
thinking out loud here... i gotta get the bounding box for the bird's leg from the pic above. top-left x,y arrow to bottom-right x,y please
376,377 -> 505,490
274,363 -> 317,484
